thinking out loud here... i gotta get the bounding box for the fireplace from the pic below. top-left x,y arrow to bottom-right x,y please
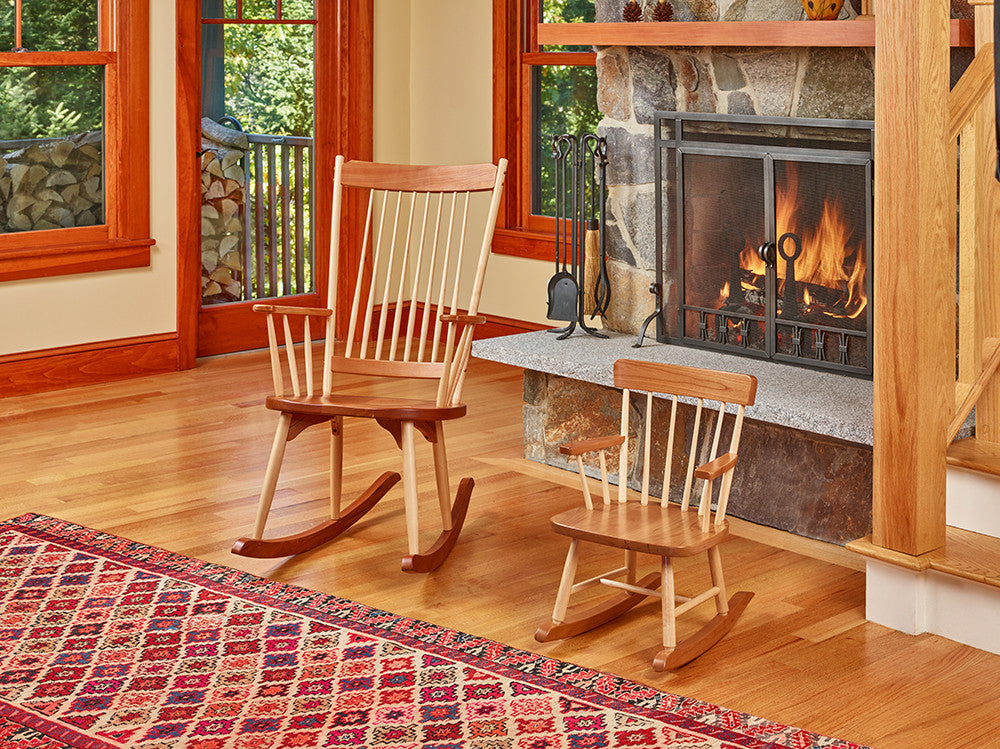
653,112 -> 874,377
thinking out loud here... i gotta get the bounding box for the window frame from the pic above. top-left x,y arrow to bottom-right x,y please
0,1 -> 152,283
492,0 -> 595,260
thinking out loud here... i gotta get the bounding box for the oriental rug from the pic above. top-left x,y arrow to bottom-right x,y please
0,514 -> 865,749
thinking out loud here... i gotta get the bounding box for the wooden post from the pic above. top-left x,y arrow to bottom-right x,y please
872,0 -> 953,553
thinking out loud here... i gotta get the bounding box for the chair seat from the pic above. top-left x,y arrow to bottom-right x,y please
266,394 -> 467,421
550,502 -> 729,557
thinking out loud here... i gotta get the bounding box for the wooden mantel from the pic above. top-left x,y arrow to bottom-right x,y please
536,19 -> 975,48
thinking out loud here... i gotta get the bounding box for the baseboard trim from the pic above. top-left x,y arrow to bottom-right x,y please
478,313 -> 549,339
0,333 -> 179,398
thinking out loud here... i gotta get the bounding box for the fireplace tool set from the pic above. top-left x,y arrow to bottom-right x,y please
546,133 -> 610,339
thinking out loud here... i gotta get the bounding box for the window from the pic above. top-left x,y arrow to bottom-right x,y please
0,0 -> 151,282
492,0 -> 598,259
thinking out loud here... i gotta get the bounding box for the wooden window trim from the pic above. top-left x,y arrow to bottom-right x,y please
0,1 -> 152,283
492,0 -> 595,261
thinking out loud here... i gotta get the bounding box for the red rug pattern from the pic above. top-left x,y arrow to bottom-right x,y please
0,514 -> 866,748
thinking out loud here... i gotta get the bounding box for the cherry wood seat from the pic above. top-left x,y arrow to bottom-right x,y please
535,359 -> 757,670
232,156 -> 507,572
265,394 -> 467,422
550,503 -> 730,557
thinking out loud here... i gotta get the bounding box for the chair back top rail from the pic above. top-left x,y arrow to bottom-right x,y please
340,161 -> 502,193
613,359 -> 757,406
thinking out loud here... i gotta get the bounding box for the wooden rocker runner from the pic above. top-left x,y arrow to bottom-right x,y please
232,156 -> 507,572
535,359 -> 757,669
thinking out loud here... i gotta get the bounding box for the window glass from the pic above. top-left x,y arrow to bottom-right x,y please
242,0 -> 277,20
531,64 -> 599,216
223,24 -> 315,136
541,0 -> 593,52
21,0 -> 99,52
0,66 -> 105,234
202,0 -> 226,20
282,0 -> 315,21
0,3 -> 12,50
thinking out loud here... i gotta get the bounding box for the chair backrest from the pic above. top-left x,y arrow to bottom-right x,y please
324,157 -> 507,406
612,359 -> 757,530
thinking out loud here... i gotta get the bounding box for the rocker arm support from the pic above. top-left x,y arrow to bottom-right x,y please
693,452 -> 738,480
440,314 -> 487,326
252,304 -> 333,317
560,434 -> 626,456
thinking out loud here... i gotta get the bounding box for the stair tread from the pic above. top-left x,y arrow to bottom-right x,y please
847,526 -> 1000,588
947,437 -> 1000,477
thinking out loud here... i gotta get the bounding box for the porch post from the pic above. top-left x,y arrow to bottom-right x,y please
872,0 -> 953,553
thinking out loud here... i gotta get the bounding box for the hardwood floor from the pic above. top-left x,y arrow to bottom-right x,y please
1,350 -> 997,748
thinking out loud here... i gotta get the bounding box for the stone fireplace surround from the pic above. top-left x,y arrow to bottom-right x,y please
474,0 -> 974,546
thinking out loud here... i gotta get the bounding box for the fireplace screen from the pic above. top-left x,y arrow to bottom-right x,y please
655,113 -> 874,376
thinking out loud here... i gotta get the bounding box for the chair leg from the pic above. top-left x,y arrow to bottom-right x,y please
330,416 -> 343,520
660,555 -> 677,650
251,412 -> 293,539
625,549 -> 638,585
400,420 -> 421,556
708,546 -> 729,615
399,420 -> 473,573
431,422 -> 453,532
552,539 -> 581,624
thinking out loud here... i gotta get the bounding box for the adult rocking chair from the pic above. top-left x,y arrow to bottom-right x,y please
232,156 -> 507,572
535,359 -> 757,669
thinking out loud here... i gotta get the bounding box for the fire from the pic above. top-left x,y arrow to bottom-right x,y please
723,162 -> 867,321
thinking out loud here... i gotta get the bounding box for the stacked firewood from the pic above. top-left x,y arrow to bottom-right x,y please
200,118 -> 248,303
0,131 -> 103,233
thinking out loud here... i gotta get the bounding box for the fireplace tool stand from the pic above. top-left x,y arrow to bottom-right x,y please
546,133 -> 609,340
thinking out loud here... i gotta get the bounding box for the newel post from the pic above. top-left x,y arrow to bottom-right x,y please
872,0 -> 953,553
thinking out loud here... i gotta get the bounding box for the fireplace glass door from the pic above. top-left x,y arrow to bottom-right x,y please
658,113 -> 874,376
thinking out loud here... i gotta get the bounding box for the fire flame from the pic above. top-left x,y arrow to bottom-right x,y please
729,163 -> 867,320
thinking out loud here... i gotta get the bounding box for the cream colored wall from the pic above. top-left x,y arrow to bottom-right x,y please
0,2 -> 177,357
374,0 -> 552,326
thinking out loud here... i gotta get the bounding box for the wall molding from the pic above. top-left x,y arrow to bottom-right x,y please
0,333 -> 179,398
478,312 -> 549,338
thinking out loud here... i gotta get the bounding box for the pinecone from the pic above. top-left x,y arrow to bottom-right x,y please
652,1 -> 674,21
622,0 -> 643,22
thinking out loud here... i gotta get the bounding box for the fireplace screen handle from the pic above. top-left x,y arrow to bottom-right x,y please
757,241 -> 777,268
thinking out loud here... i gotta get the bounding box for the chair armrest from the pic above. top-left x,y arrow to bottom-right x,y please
694,452 -> 738,480
560,434 -> 626,456
253,304 -> 333,317
440,314 -> 487,326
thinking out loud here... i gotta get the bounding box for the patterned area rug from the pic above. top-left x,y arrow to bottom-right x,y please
0,514 -> 865,749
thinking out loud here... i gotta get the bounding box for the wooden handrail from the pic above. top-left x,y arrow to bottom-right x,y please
948,337 -> 1000,443
947,43 -> 995,141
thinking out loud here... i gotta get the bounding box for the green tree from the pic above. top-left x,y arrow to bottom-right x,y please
220,14 -> 315,136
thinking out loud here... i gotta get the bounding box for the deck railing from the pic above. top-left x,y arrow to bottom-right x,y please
241,132 -> 315,301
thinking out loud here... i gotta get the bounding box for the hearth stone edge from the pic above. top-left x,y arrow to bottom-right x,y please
474,330 -> 884,444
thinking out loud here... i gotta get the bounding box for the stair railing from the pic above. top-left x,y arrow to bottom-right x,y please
947,2 -> 1000,444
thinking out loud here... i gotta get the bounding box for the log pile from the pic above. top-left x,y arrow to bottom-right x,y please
0,131 -> 103,234
200,117 -> 248,304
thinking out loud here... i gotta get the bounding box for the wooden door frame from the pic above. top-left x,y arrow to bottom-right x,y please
175,0 -> 374,368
